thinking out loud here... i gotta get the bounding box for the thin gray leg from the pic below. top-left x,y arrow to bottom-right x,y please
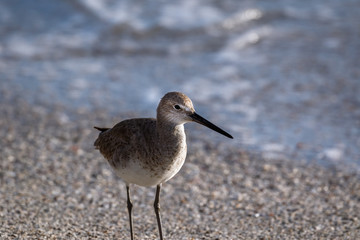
154,184 -> 163,240
126,185 -> 134,240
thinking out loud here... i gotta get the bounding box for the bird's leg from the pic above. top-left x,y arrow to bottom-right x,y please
154,184 -> 163,240
126,185 -> 134,240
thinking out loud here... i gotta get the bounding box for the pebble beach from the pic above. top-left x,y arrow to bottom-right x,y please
1,0 -> 360,239
1,93 -> 359,239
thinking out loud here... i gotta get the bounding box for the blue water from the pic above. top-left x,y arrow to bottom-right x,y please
1,0 -> 359,171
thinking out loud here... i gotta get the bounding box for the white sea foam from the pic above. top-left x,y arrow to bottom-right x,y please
222,9 -> 263,29
78,0 -> 145,29
217,27 -> 272,62
324,147 -> 343,161
159,0 -> 223,28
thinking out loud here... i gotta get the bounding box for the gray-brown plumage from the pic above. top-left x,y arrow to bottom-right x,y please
94,92 -> 232,240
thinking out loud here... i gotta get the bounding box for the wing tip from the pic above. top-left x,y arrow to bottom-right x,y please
94,126 -> 110,133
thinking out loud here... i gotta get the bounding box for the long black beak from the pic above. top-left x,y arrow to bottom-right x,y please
189,112 -> 233,139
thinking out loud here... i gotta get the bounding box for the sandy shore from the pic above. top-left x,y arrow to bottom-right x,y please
1,97 -> 359,239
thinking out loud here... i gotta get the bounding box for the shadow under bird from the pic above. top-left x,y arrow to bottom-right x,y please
94,92 -> 233,240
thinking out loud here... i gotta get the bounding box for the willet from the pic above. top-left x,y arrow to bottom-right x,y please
94,92 -> 233,240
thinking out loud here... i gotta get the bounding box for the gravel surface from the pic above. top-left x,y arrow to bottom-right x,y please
1,96 -> 359,239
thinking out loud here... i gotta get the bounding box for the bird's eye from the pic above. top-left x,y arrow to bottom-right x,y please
174,105 -> 181,110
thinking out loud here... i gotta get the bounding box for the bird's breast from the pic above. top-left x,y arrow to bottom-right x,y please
159,143 -> 187,184
117,136 -> 187,187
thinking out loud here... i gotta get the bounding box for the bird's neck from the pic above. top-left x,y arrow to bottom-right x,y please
156,121 -> 186,168
156,120 -> 186,145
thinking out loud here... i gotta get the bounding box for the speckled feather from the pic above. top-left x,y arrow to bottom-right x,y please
94,118 -> 187,184
94,92 -> 231,188
94,93 -> 193,186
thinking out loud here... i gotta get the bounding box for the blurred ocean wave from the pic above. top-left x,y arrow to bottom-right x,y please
1,0 -> 359,170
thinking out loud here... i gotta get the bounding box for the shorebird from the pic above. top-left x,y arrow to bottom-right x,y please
94,92 -> 232,240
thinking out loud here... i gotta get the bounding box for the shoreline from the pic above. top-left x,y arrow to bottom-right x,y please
1,99 -> 359,239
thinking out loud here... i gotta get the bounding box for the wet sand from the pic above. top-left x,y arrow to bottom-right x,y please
1,97 -> 359,239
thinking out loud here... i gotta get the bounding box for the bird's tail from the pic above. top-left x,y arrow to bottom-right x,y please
94,126 -> 110,133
